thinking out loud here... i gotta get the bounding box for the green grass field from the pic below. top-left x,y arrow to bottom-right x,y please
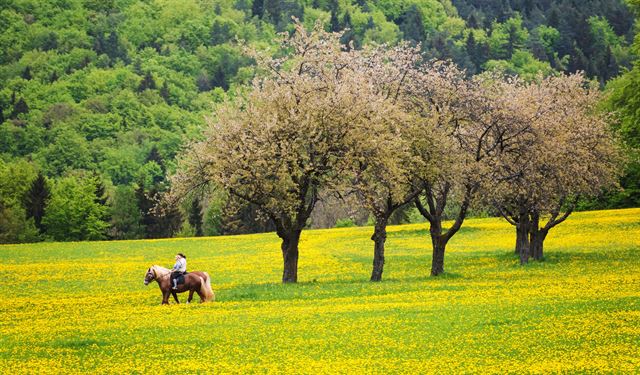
1,208 -> 639,373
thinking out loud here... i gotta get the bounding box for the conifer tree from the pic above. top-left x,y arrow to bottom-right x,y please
11,98 -> 29,118
93,176 -> 108,206
340,11 -> 356,49
93,174 -> 111,225
399,4 -> 425,44
211,66 -> 227,90
342,10 -> 352,28
197,71 -> 212,92
548,6 -> 560,28
601,46 -> 618,83
366,16 -> 375,30
160,81 -> 170,103
132,59 -> 143,75
330,8 -> 341,32
467,13 -> 479,29
138,71 -> 157,92
252,0 -> 264,18
22,66 -> 32,80
189,197 -> 204,237
135,183 -> 154,238
466,31 -> 479,68
263,0 -> 281,24
147,146 -> 166,178
24,172 -> 50,233
105,31 -> 126,62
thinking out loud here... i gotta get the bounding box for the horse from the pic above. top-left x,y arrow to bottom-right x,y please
144,265 -> 215,305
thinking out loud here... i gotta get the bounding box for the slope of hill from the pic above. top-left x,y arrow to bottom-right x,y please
1,208 -> 639,372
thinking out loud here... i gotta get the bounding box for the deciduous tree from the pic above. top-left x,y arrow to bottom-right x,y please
173,22 -> 387,282
489,74 -> 623,264
345,44 -> 441,281
407,64 -> 540,276
43,174 -> 109,241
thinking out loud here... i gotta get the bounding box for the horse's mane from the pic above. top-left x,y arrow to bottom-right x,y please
151,265 -> 171,278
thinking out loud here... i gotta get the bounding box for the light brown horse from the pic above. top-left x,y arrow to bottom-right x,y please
144,265 -> 215,304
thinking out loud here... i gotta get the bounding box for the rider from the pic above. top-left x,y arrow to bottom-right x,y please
170,253 -> 187,290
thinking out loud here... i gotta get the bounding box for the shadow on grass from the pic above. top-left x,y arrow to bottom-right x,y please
494,247 -> 639,268
219,271 -> 468,303
390,225 -> 482,240
51,338 -> 105,349
477,318 -> 517,328
389,228 -> 429,238
387,225 -> 486,238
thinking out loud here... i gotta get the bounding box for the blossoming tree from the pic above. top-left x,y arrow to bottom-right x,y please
488,74 -> 623,264
173,22 -> 396,282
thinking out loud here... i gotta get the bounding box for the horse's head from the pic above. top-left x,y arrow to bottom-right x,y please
144,267 -> 156,285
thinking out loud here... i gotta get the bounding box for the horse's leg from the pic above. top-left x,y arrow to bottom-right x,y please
162,290 -> 170,305
172,291 -> 179,304
187,289 -> 194,304
197,290 -> 205,303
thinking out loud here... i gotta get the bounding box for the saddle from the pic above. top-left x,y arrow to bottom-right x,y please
174,272 -> 189,285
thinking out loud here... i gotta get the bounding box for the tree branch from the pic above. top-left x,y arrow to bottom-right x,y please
493,200 -> 517,226
443,185 -> 473,242
414,196 -> 434,223
543,196 -> 579,231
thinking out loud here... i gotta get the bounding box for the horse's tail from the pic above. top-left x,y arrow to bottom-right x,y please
200,272 -> 215,302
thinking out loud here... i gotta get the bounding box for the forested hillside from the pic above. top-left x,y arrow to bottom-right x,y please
0,0 -> 637,243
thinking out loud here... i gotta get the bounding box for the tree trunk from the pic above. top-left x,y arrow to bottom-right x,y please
416,185 -> 471,278
431,236 -> 447,276
528,211 -> 539,258
514,214 -> 532,255
516,207 -> 530,265
370,215 -> 388,282
514,225 -> 527,255
281,229 -> 301,283
430,221 -> 447,276
530,229 -> 547,261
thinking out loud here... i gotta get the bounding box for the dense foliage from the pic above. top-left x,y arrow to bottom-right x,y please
601,0 -> 640,208
175,24 -> 621,282
0,0 -> 637,243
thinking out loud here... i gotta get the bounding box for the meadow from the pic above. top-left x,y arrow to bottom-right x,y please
1,208 -> 639,374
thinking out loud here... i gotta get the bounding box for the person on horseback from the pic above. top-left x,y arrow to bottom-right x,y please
170,253 -> 187,290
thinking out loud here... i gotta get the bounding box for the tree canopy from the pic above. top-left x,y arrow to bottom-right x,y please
0,0 -> 636,243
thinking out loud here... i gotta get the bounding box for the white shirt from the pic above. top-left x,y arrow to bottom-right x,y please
172,257 -> 186,273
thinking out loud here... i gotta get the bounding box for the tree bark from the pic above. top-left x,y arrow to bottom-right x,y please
416,185 -> 472,277
429,219 -> 447,276
281,229 -> 301,283
530,198 -> 576,261
529,211 -> 538,257
530,228 -> 547,261
516,206 -> 530,265
514,225 -> 527,255
370,215 -> 389,282
431,236 -> 447,276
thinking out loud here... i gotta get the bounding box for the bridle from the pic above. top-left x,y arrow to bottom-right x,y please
144,266 -> 169,285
